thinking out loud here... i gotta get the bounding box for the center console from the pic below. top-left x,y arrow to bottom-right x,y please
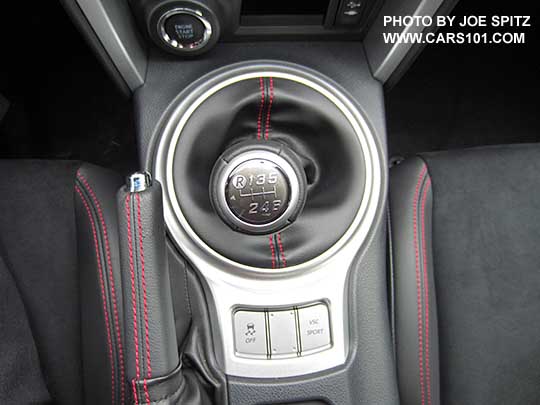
130,39 -> 399,403
152,61 -> 383,379
59,0 -> 458,401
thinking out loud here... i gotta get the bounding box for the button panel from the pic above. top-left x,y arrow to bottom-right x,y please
233,303 -> 332,359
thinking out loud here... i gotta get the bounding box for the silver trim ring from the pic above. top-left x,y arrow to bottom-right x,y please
157,8 -> 212,51
154,67 -> 383,278
216,150 -> 301,234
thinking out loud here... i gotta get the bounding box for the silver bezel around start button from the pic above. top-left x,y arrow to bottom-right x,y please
157,8 -> 212,51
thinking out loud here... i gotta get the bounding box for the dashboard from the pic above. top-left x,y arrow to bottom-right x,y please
128,0 -> 383,57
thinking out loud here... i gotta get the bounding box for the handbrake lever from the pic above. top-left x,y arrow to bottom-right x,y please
117,173 -> 180,404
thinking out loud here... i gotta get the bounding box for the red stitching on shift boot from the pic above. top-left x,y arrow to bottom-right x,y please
76,185 -> 115,405
421,177 -> 432,405
136,194 -> 151,404
413,164 -> 427,405
77,172 -> 125,404
269,235 -> 276,269
125,195 -> 141,405
277,233 -> 287,268
257,77 -> 265,140
264,77 -> 274,140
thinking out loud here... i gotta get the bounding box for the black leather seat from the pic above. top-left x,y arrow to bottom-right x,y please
389,144 -> 540,405
0,160 -> 215,405
0,160 -> 125,404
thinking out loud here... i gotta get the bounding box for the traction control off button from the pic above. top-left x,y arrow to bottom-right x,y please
298,304 -> 331,353
233,311 -> 267,358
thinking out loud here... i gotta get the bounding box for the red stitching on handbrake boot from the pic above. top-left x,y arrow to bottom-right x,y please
421,178 -> 432,405
257,77 -> 265,141
125,195 -> 140,405
136,194 -> 151,404
413,164 -> 427,405
131,380 -> 138,405
75,185 -> 115,405
277,233 -> 287,268
264,77 -> 274,140
77,172 -> 126,404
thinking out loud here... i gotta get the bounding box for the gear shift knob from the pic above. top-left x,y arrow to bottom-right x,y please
210,141 -> 307,235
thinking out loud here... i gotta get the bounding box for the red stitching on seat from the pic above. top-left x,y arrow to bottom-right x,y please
77,172 -> 126,404
257,77 -> 265,140
269,235 -> 276,269
277,233 -> 287,268
413,164 -> 427,405
136,194 -> 152,404
264,77 -> 274,140
75,185 -> 115,405
125,195 -> 141,405
421,178 -> 432,405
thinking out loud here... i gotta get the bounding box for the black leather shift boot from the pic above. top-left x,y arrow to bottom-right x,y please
169,75 -> 366,268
